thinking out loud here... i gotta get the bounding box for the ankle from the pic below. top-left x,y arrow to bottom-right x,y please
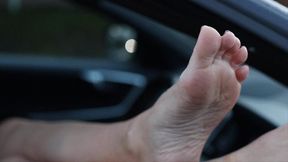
127,110 -> 154,162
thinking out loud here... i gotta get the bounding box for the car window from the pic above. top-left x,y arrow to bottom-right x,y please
276,0 -> 288,7
0,1 -> 137,61
262,0 -> 288,14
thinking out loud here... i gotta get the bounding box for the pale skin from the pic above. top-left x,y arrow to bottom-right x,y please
0,26 -> 287,162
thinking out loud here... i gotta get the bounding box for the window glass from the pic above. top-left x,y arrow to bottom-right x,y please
0,1 -> 137,61
261,0 -> 288,14
275,0 -> 288,6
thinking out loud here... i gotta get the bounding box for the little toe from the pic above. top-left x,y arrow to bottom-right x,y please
236,65 -> 249,82
231,46 -> 248,66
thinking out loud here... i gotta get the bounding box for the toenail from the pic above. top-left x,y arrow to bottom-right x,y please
224,30 -> 235,37
225,30 -> 230,34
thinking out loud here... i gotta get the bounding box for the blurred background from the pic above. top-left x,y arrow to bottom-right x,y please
0,0 -> 287,160
0,0 -> 287,61
0,0 -> 138,61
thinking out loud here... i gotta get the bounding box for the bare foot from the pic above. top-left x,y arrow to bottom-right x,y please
130,26 -> 249,162
208,124 -> 288,162
0,26 -> 249,162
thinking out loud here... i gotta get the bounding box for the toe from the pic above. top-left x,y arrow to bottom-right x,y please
191,25 -> 221,68
231,46 -> 248,65
218,31 -> 236,57
236,65 -> 249,82
223,37 -> 241,61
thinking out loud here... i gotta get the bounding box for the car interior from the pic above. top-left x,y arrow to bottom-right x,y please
0,0 -> 287,160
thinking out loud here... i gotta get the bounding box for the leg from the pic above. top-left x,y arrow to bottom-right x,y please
208,124 -> 288,162
0,26 -> 249,162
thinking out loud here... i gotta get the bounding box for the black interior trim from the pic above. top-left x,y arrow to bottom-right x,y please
69,0 -> 288,86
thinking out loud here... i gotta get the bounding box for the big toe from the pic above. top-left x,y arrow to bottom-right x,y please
191,25 -> 222,68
